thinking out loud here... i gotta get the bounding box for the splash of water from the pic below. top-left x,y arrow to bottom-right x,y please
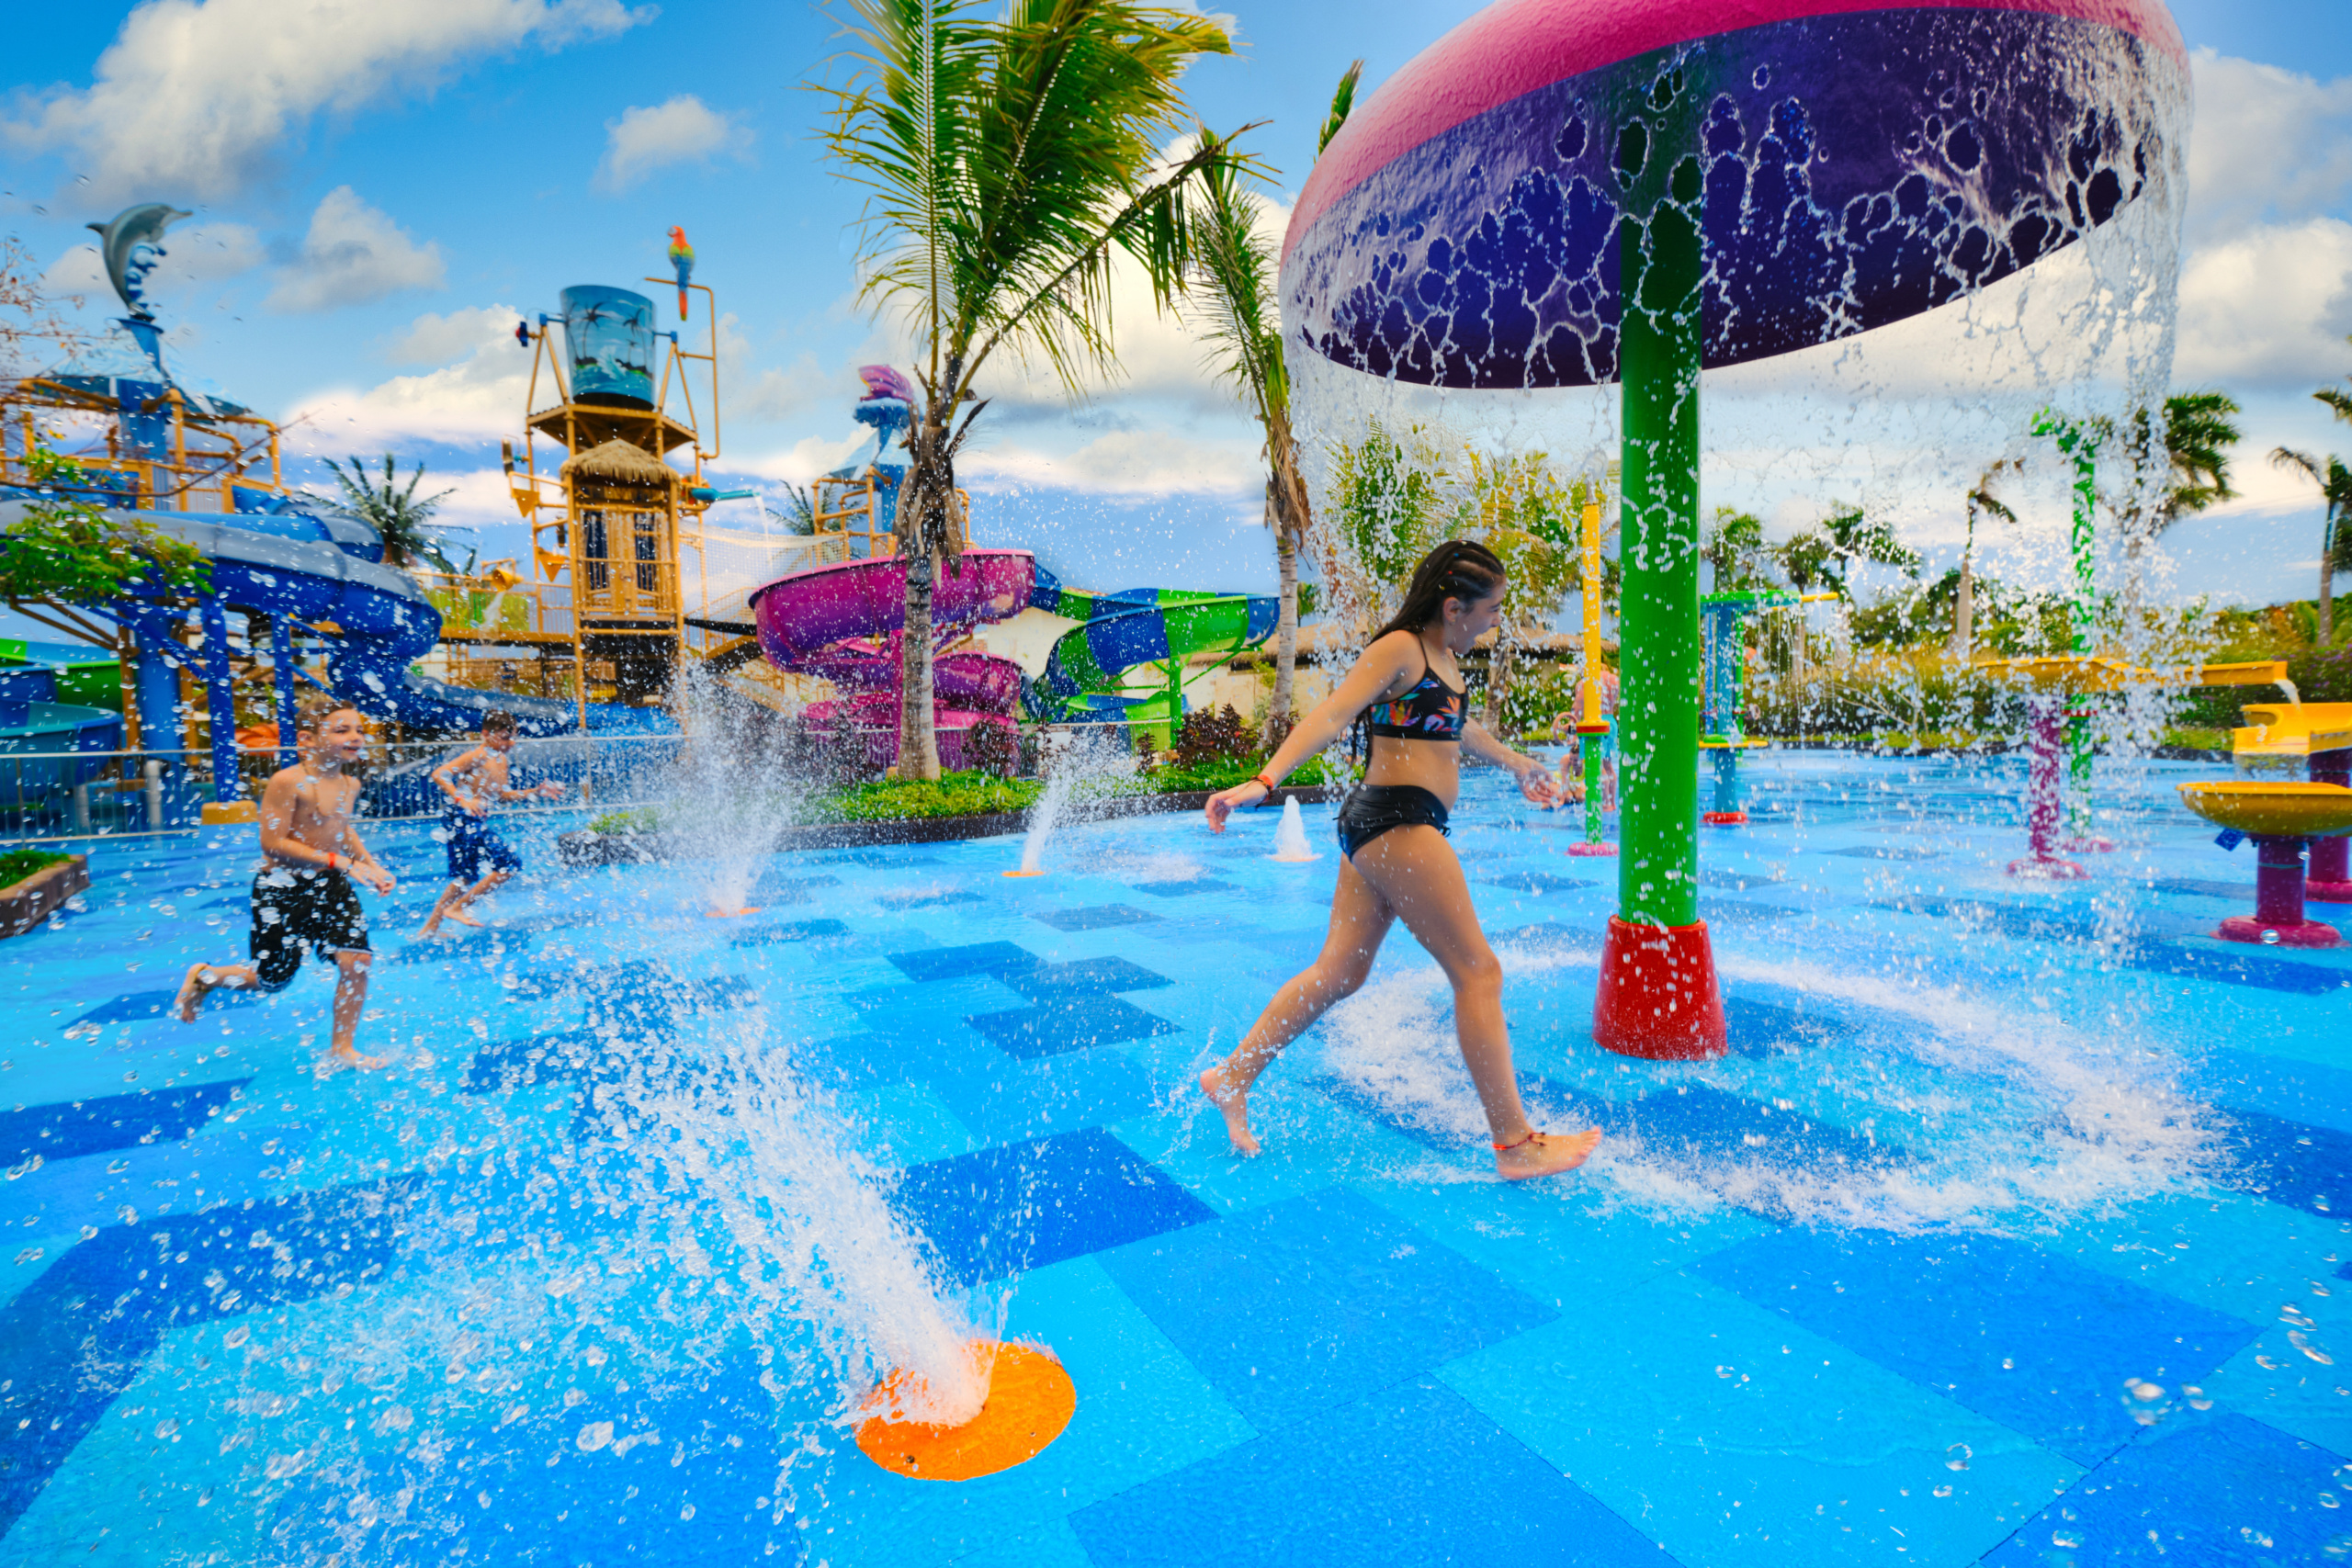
651,1019 -> 994,1426
669,668 -> 799,914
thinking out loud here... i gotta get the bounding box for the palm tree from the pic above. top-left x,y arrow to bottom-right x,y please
1703,508 -> 1765,592
1317,60 -> 1363,158
324,454 -> 458,571
1182,155 -> 1309,742
2270,448 -> 2352,647
1819,505 -> 1920,597
1952,460 -> 2018,660
817,0 -> 1248,778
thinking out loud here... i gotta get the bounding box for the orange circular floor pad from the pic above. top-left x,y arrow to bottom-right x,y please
704,905 -> 761,918
854,1342 -> 1075,1482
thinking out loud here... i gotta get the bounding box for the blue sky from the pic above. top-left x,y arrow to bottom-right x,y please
4,0 -> 2350,613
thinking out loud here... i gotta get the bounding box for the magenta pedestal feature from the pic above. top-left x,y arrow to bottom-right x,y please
2312,748 -> 2352,904
2213,833 -> 2343,948
2008,696 -> 2086,879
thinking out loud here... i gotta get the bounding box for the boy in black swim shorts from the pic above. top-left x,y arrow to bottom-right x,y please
420,710 -> 566,937
175,701 -> 398,1068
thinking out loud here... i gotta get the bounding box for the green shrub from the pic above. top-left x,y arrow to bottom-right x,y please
589,807 -> 662,835
0,849 -> 73,886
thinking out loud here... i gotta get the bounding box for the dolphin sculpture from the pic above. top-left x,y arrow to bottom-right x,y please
85,202 -> 189,321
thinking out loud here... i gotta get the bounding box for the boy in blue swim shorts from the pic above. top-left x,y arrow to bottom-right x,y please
420,710 -> 567,937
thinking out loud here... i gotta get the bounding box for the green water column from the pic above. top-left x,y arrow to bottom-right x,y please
2034,412 -> 2102,843
1614,73 -> 1705,935
1594,54 -> 1727,1059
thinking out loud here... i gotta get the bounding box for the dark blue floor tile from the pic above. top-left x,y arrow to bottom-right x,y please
1698,868 -> 1786,890
1562,1083 -> 1906,1207
928,1043 -> 1158,1144
812,849 -> 942,868
887,941 -> 1040,981
0,1176 -> 417,1533
464,1029 -> 611,1093
1096,1186 -> 1556,1430
1699,897 -> 1799,924
1308,1075 -> 1464,1153
0,1078 -> 249,1165
1031,904 -> 1161,931
1475,870 -> 1600,895
68,986 -> 261,1027
1488,921 -> 1600,954
748,872 -> 842,905
2209,1106 -> 2352,1219
1067,1377 -> 1672,1567
1722,997 -> 1859,1060
2125,941 -> 2350,997
1131,878 -> 1240,897
2144,876 -> 2256,900
889,1128 -> 1213,1288
1980,1412 -> 2346,1566
1693,1228 -> 2261,1464
266,1355 -> 795,1566
877,887 -> 986,910
999,956 -> 1171,999
966,996 -> 1182,1059
729,918 -> 852,947
1879,895 -> 2100,942
1818,844 -> 1941,860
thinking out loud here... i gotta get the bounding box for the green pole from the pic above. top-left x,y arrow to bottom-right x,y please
1583,739 -> 1605,840
1594,54 -> 1724,1059
1615,105 -> 1704,931
2033,412 -> 2101,842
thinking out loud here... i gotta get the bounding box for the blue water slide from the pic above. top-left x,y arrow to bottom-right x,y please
0,497 -> 674,741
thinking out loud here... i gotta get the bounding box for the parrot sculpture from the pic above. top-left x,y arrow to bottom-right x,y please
666,227 -> 695,321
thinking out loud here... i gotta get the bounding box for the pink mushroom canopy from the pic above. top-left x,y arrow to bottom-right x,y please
1281,0 -> 2187,389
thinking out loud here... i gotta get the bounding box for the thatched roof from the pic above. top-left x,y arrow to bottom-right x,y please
559,439 -> 677,487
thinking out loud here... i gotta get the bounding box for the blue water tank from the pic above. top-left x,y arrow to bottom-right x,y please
559,286 -> 656,409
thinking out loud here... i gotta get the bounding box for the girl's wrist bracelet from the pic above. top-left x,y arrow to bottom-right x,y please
1250,773 -> 1278,794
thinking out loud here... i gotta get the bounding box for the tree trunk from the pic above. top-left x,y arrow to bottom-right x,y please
896,403 -> 955,782
1269,504 -> 1297,748
2322,518 -> 2335,649
1482,634 -> 1516,732
1950,547 -> 1973,660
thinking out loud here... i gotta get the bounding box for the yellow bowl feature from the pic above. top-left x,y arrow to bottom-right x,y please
2177,781 -> 2352,837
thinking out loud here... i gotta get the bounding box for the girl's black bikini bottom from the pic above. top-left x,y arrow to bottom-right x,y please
1333,784 -> 1452,862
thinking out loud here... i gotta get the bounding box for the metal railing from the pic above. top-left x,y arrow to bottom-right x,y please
0,735 -> 688,844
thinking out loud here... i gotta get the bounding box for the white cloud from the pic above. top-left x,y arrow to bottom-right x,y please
594,96 -> 751,193
962,429 -> 1261,498
2173,217 -> 2352,386
266,187 -> 446,313
2186,51 -> 2352,245
286,300 -> 527,446
3,0 -> 649,204
383,304 -> 519,366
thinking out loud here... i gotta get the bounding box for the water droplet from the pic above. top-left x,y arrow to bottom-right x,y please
1946,1443 -> 1972,1471
577,1421 -> 614,1452
1933,1485 -> 1953,1498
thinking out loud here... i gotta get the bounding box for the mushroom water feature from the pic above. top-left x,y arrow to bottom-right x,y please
1280,0 -> 2189,1059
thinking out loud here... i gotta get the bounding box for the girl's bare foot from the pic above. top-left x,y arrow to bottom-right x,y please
443,908 -> 484,928
326,1043 -> 389,1071
1199,1066 -> 1260,1156
1495,1128 -> 1600,1181
175,964 -> 215,1022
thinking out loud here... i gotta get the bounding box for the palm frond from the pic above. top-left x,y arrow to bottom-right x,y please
1317,60 -> 1364,157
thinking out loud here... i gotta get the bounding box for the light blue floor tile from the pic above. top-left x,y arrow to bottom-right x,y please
1438,1272 -> 2083,1568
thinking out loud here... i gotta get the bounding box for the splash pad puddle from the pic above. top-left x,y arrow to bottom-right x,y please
854,1340 -> 1077,1480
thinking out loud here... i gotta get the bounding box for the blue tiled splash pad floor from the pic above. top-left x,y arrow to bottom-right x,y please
4,750 -> 2351,1566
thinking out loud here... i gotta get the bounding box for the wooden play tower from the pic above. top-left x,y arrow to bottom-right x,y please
497,279 -> 729,722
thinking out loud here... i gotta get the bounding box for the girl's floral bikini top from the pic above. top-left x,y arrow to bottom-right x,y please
1364,647 -> 1465,740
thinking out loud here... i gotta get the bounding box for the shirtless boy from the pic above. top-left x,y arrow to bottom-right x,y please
419,711 -> 565,938
175,701 -> 397,1069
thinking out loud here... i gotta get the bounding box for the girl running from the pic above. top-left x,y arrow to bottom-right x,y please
1201,540 -> 1602,1181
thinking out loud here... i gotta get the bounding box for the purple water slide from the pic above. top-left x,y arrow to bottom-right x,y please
750,550 -> 1035,764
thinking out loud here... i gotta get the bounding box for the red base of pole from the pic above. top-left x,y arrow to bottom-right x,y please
2309,880 -> 2352,905
1593,915 -> 1726,1060
2216,915 -> 2342,948
2007,854 -> 2087,880
1566,841 -> 1619,857
1701,810 -> 1747,826
2061,836 -> 2117,852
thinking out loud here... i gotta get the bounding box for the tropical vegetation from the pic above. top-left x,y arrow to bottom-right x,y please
815,0 -> 1251,779
322,453 -> 459,571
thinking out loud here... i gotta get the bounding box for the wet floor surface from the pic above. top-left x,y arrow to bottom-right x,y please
3,750 -> 2349,1565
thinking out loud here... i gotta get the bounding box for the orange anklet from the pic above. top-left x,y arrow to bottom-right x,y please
1493,1131 -> 1536,1153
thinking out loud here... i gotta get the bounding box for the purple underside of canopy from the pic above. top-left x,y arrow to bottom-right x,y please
1279,6 -> 2182,389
